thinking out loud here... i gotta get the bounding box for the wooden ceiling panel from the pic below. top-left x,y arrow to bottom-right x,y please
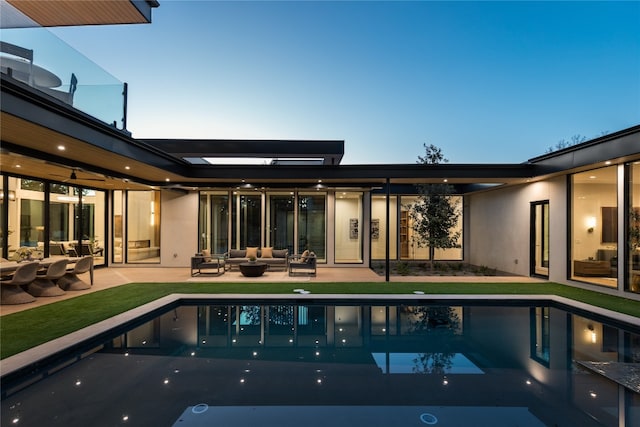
7,0 -> 151,27
1,112 -> 183,189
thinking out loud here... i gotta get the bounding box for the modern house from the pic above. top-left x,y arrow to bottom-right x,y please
1,0 -> 639,300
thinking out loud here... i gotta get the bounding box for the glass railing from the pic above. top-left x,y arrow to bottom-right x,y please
0,5 -> 126,130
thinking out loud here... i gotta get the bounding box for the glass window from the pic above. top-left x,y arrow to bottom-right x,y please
371,195 -> 397,260
267,192 -> 294,253
113,190 -> 124,263
0,176 -> 6,259
200,192 -> 229,254
571,166 -> 618,288
400,196 -> 429,260
335,192 -> 362,263
629,163 -> 640,293
126,190 -> 160,263
232,193 -> 261,249
10,177 -> 45,260
298,193 -> 326,259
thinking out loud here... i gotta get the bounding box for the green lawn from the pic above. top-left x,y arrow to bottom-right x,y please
1,281 -> 639,359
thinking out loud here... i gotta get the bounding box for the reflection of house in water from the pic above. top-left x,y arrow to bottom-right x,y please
96,302 -> 639,426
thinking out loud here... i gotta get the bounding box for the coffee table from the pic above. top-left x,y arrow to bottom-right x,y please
239,262 -> 267,277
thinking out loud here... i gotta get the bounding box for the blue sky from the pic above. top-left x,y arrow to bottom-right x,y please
50,1 -> 640,164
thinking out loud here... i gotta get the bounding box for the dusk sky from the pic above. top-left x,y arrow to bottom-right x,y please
50,1 -> 640,165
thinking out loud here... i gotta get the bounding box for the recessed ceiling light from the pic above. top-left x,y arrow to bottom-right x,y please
125,166 -> 130,170
605,161 -> 611,165
589,175 -> 596,179
443,179 -> 448,182
57,145 -> 65,151
165,178 -> 170,182
15,164 -> 21,168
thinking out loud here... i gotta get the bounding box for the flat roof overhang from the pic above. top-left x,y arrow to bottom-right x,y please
143,138 -> 345,166
528,125 -> 640,179
1,76 -> 189,190
4,0 -> 159,27
3,74 -> 639,193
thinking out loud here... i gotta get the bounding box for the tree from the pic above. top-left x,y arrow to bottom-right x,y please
408,144 -> 461,271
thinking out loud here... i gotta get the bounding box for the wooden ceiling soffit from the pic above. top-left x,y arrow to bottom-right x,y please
7,0 -> 157,27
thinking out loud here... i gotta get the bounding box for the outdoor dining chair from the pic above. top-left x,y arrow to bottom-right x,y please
57,256 -> 93,291
0,261 -> 39,304
26,258 -> 68,297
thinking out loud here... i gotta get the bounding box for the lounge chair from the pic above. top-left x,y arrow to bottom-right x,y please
288,251 -> 317,277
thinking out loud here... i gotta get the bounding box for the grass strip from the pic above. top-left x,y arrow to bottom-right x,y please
1,281 -> 639,359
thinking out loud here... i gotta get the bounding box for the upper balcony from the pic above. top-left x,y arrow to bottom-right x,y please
0,0 -> 158,130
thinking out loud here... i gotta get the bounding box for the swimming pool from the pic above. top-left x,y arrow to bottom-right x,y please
1,299 -> 639,426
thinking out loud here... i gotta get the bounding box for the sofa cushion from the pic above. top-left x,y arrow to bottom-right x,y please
229,249 -> 246,258
260,247 -> 273,258
272,249 -> 287,258
246,247 -> 259,259
300,249 -> 309,262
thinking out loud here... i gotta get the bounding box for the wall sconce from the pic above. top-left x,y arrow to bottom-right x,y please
586,216 -> 596,233
587,324 -> 597,343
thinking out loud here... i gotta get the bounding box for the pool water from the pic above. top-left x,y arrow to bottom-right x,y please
1,300 -> 639,426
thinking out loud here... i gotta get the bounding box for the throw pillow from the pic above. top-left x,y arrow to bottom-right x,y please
307,251 -> 316,264
300,249 -> 309,262
202,249 -> 211,260
246,247 -> 259,259
260,247 -> 273,258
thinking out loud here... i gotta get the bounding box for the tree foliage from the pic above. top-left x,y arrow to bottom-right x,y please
408,144 -> 461,270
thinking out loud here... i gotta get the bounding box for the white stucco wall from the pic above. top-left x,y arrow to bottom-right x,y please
160,190 -> 199,267
468,178 -> 565,276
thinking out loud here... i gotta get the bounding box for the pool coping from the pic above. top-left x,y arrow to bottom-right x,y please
2,293 -> 639,379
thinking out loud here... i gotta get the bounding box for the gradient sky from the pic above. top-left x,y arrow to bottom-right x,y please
49,1 -> 640,165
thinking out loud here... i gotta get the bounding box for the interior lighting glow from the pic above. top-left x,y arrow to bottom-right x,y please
590,391 -> 597,398
125,166 -> 130,170
316,379 -> 322,384
12,417 -> 19,424
315,351 -> 320,356
190,352 -> 196,356
75,379 -> 82,386
240,378 -> 245,383
526,380 -> 532,385
57,145 -> 65,151
122,415 -> 129,422
252,351 -> 258,357
163,379 -> 170,385
443,379 -> 449,385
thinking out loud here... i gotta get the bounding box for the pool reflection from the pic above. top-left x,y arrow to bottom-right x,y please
1,302 -> 638,427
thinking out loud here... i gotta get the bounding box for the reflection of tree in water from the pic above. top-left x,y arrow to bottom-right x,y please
403,305 -> 461,374
241,305 -> 295,327
241,305 -> 261,325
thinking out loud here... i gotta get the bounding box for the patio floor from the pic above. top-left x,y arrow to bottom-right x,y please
0,265 -> 544,316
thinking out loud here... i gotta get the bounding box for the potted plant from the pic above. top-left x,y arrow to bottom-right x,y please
248,256 -> 257,263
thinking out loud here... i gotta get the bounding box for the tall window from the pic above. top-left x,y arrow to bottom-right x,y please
199,192 -> 229,254
371,195 -> 397,260
628,163 -> 640,293
113,190 -> 124,263
335,191 -> 362,263
232,193 -> 261,249
126,190 -> 160,263
267,192 -> 294,253
298,193 -> 326,259
571,166 -> 618,288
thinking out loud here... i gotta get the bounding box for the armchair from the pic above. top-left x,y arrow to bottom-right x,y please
288,251 -> 317,277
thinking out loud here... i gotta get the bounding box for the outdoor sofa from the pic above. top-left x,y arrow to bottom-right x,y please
224,248 -> 289,271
